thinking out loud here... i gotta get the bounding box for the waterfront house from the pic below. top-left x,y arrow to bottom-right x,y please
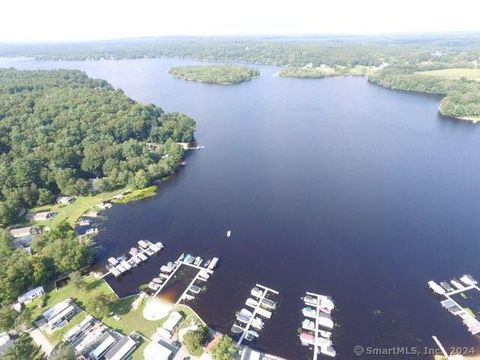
144,340 -> 174,360
104,336 -> 137,360
162,311 -> 183,333
42,298 -> 76,330
17,286 -> 44,304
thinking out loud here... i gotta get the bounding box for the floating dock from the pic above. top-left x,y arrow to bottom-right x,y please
233,283 -> 279,346
428,275 -> 480,335
300,291 -> 336,359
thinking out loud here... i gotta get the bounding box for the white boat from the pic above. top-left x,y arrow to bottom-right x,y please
319,330 -> 332,339
302,319 -> 315,331
116,264 -> 126,273
245,298 -> 258,308
320,344 -> 337,358
120,260 -> 132,271
137,252 -> 148,261
244,330 -> 259,341
152,277 -> 163,284
451,279 -> 465,290
208,257 -> 219,270
251,317 -> 264,330
79,220 -> 90,226
145,248 -> 155,256
428,280 -> 446,296
85,228 -> 98,235
198,270 -> 210,280
155,241 -> 164,250
460,274 -> 477,286
160,273 -> 170,279
261,298 -> 276,310
110,267 -> 121,277
149,243 -> 161,253
251,287 -> 264,299
108,257 -> 119,266
131,256 -> 141,265
129,247 -> 139,257
194,257 -> 203,266
256,307 -> 272,319
239,308 -> 253,318
189,285 -> 202,294
183,294 -> 195,301
148,282 -> 160,291
227,230 -> 232,238
127,258 -> 137,267
317,315 -> 334,330
138,240 -> 149,249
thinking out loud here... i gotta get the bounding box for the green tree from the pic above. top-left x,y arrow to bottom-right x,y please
211,335 -> 238,360
183,326 -> 208,355
69,271 -> 87,290
0,333 -> 43,360
0,307 -> 16,332
49,344 -> 76,360
87,293 -> 116,319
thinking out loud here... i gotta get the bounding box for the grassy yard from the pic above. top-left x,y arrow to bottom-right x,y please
416,68 -> 480,81
131,338 -> 149,360
110,186 -> 158,204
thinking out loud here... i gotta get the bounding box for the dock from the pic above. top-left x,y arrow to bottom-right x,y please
300,291 -> 336,359
102,240 -> 164,279
235,283 -> 279,346
148,253 -> 219,304
428,275 -> 480,335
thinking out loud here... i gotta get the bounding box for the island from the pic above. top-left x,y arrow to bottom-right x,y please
169,64 -> 259,85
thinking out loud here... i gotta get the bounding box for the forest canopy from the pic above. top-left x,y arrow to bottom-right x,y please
0,68 -> 195,226
169,64 -> 259,84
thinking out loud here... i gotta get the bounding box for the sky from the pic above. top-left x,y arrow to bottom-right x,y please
1,0 -> 479,43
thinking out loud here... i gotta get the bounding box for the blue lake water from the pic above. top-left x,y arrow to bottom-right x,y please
3,57 -> 480,359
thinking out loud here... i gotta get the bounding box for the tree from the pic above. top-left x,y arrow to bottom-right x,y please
1,333 -> 43,360
69,271 -> 87,290
87,293 -> 116,319
49,344 -> 76,360
183,326 -> 208,355
211,335 -> 238,360
0,307 -> 16,332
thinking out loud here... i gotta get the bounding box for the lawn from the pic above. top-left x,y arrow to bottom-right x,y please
49,312 -> 88,343
131,338 -> 149,360
416,68 -> 480,81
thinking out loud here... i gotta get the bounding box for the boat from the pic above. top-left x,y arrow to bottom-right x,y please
131,256 -> 141,265
138,240 -> 149,249
183,294 -> 195,301
129,247 -> 139,256
251,287 -> 264,298
302,319 -> 315,331
110,267 -> 121,277
189,285 -> 202,294
451,279 -> 465,290
181,160 -> 187,166
320,344 -> 337,358
428,280 -> 446,296
137,252 -> 148,261
79,220 -> 90,226
149,243 -> 161,253
203,259 -> 211,268
208,257 -> 219,270
245,298 -> 258,308
460,274 -> 477,286
179,253 -> 185,261
198,270 -> 210,280
231,323 -> 244,334
148,282 -> 160,291
317,314 -> 334,330
161,263 -> 175,273
152,277 -> 163,284
108,257 -> 119,266
319,330 -> 332,339
302,306 -> 316,319
155,241 -> 164,250
120,260 -> 132,271
127,258 -> 137,267
160,273 -> 170,279
251,317 -> 264,330
440,281 -> 454,292
239,308 -> 253,317
236,314 -> 250,324
85,228 -> 98,235
300,332 -> 315,346
244,330 -> 259,341
261,298 -> 276,310
227,230 -> 232,238
145,248 -> 155,256
116,264 -> 126,273
194,257 -> 203,266
256,307 -> 272,319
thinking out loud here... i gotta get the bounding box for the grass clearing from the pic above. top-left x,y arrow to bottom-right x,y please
416,68 -> 480,81
111,186 -> 158,204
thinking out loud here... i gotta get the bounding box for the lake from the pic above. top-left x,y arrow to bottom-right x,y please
3,57 -> 480,359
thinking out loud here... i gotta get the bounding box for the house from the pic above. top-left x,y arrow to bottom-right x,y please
104,336 -> 137,360
0,334 -> 14,356
26,211 -> 55,222
144,341 -> 174,360
162,311 -> 183,333
9,226 -> 40,238
17,286 -> 44,304
89,334 -> 116,360
42,298 -> 76,330
56,196 -> 75,205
